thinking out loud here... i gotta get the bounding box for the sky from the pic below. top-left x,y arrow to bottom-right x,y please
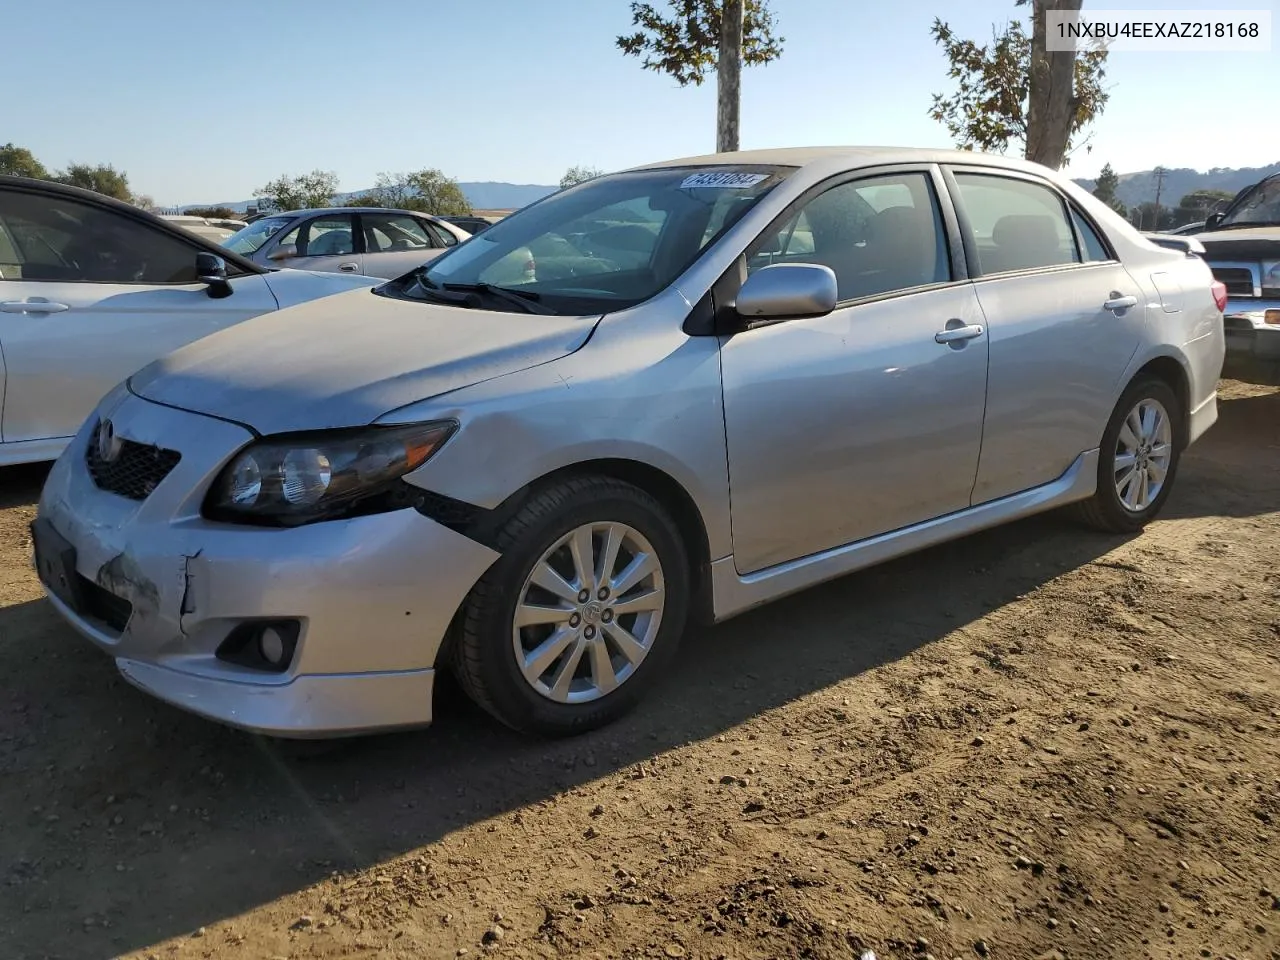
2,0 -> 1277,206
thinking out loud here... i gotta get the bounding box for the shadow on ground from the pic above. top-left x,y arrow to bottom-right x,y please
0,390 -> 1276,959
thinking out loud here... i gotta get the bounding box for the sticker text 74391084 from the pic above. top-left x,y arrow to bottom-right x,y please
680,172 -> 770,190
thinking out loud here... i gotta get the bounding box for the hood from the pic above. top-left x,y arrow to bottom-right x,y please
260,267 -> 379,307
129,287 -> 599,434
1197,227 -> 1280,262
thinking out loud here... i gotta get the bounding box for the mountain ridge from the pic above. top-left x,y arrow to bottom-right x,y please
1072,162 -> 1280,210
183,181 -> 558,214
182,162 -> 1280,216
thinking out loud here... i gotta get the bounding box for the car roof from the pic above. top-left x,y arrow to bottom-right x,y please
271,207 -> 446,220
0,175 -> 264,274
628,145 -> 1056,177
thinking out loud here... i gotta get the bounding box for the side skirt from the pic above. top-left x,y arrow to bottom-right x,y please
710,449 -> 1099,622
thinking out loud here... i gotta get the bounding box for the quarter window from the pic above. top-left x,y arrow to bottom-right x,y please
423,220 -> 458,247
0,188 -> 201,284
1071,208 -> 1112,263
952,173 -> 1080,274
748,172 -> 951,301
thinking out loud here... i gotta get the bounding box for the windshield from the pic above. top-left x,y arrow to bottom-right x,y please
403,165 -> 791,315
222,216 -> 293,255
1221,177 -> 1280,228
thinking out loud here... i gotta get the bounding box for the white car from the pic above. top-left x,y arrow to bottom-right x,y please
0,176 -> 378,467
221,207 -> 472,280
161,214 -> 249,244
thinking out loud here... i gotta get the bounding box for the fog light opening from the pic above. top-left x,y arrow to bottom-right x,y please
215,620 -> 300,673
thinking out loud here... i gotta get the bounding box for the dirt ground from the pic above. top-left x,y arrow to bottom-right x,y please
2,381 -> 1278,960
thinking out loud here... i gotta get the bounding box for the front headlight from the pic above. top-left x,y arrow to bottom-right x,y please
205,421 -> 456,525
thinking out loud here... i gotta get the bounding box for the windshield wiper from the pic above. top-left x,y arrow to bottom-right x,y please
440,282 -> 553,315
410,278 -> 476,307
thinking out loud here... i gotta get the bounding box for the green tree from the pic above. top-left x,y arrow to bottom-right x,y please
1091,162 -> 1126,216
0,142 -> 49,179
184,206 -> 241,220
617,0 -> 784,151
1177,189 -> 1233,212
929,0 -> 1109,169
346,170 -> 471,216
1129,201 -> 1176,232
53,163 -> 132,201
1168,189 -> 1233,229
560,166 -> 604,189
132,195 -> 160,214
255,170 -> 340,212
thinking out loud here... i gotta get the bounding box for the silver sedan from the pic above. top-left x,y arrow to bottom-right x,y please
34,147 -> 1225,739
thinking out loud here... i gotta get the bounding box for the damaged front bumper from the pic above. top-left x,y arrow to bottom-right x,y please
34,386 -> 500,738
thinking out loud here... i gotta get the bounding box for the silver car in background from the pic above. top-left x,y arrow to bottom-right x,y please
222,207 -> 471,279
34,147 -> 1225,740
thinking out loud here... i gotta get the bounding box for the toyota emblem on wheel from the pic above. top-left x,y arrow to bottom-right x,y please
95,419 -> 122,463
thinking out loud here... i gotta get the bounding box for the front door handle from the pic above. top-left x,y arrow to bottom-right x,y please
338,262 -> 360,273
934,323 -> 985,344
0,299 -> 70,314
1104,293 -> 1138,312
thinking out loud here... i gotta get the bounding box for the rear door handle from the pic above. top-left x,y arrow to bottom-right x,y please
338,262 -> 360,273
0,300 -> 70,314
1103,293 -> 1138,312
934,323 -> 985,344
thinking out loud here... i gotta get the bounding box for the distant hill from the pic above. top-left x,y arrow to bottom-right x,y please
1073,162 -> 1280,209
183,181 -> 557,214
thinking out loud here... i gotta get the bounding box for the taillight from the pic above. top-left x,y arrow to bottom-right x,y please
1210,280 -> 1228,313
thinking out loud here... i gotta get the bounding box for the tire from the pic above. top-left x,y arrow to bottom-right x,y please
451,475 -> 690,737
1070,375 -> 1184,533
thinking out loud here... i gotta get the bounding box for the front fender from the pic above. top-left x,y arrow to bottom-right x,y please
379,296 -> 734,559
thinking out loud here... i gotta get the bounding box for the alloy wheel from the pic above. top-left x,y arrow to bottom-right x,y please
1113,397 -> 1173,512
512,521 -> 665,704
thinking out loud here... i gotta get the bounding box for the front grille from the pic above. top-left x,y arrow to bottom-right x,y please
1211,266 -> 1257,298
77,576 -> 133,632
86,436 -> 181,501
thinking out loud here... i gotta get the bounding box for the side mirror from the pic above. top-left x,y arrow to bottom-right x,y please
196,252 -> 233,299
267,244 -> 298,262
1204,211 -> 1226,230
734,263 -> 838,327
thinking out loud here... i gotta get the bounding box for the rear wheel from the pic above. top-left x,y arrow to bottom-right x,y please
1071,376 -> 1183,533
451,476 -> 690,736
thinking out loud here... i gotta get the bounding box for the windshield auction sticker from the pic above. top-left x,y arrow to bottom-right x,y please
680,172 -> 770,189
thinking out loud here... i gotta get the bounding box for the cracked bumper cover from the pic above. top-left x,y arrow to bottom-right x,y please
36,387 -> 500,737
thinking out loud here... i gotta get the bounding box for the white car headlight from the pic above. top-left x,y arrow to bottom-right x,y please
206,421 -> 456,525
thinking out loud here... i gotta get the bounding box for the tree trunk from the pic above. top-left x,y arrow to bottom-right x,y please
717,0 -> 744,153
1024,0 -> 1082,169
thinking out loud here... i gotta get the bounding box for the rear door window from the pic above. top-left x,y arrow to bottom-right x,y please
951,173 -> 1081,274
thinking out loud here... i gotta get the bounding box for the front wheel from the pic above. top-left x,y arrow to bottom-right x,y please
451,476 -> 690,736
1070,376 -> 1183,533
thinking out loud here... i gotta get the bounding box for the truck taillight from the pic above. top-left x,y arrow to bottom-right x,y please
1210,280 -> 1228,313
